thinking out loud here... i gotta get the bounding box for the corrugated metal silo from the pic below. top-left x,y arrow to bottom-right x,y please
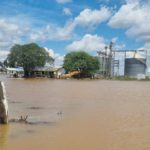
125,58 -> 146,77
98,56 -> 110,72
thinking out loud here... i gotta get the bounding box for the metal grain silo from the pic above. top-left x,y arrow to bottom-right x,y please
125,58 -> 146,77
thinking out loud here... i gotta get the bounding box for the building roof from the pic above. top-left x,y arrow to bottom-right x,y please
33,66 -> 57,72
6,67 -> 24,72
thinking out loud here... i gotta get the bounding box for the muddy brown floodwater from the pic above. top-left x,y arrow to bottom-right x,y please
1,74 -> 150,150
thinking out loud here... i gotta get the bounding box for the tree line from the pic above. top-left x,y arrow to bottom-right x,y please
4,43 -> 99,78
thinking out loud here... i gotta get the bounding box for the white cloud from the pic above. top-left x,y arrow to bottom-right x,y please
74,7 -> 112,27
44,47 -> 55,57
63,8 -> 72,16
56,0 -> 72,4
0,6 -> 112,61
0,14 -> 74,50
44,47 -> 64,67
0,17 -> 29,60
54,55 -> 64,67
44,7 -> 111,41
111,37 -> 126,50
111,37 -> 118,43
55,21 -> 76,40
114,43 -> 126,50
108,2 -> 141,28
0,19 -> 19,33
52,7 -> 112,40
144,43 -> 150,50
66,34 -> 106,52
29,22 -> 75,41
0,18 -> 23,50
0,51 -> 9,61
28,7 -> 112,42
108,0 -> 150,41
46,7 -> 111,41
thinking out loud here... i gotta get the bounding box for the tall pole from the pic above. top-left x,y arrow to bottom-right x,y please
113,51 -> 115,77
109,42 -> 113,78
104,46 -> 108,76
145,49 -> 147,75
124,51 -> 126,76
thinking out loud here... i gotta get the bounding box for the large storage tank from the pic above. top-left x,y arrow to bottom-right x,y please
98,56 -> 110,73
125,58 -> 146,77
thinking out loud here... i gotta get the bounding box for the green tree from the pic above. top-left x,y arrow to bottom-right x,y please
63,51 -> 99,78
5,43 -> 53,77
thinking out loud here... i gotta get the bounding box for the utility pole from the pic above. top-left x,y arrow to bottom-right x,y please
109,42 -> 113,78
104,46 -> 108,76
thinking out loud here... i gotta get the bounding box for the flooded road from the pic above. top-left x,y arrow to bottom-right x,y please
1,74 -> 150,150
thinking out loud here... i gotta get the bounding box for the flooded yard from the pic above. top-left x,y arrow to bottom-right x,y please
1,74 -> 150,150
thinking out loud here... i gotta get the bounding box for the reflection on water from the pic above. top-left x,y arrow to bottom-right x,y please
1,74 -> 150,150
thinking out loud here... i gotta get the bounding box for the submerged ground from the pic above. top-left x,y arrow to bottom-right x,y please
0,74 -> 150,150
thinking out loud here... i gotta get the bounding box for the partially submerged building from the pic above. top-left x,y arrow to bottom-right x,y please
6,67 -> 24,77
32,67 -> 65,78
32,66 -> 57,78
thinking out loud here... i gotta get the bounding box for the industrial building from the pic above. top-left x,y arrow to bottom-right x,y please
97,51 -> 111,77
97,43 -> 113,77
97,43 -> 147,78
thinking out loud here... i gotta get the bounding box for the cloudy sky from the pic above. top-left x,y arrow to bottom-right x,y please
0,0 -> 150,67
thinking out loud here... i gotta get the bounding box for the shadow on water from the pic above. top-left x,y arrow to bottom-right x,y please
0,125 -> 9,149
